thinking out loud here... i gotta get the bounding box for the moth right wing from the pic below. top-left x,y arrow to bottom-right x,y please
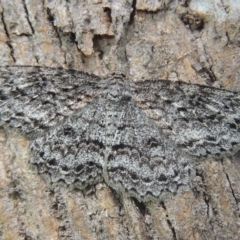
105,100 -> 194,202
0,66 -> 102,138
131,80 -> 240,160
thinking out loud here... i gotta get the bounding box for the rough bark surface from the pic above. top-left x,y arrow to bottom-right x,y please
0,0 -> 240,239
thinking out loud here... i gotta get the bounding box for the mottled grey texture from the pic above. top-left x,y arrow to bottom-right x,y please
131,81 -> 240,160
0,66 -> 102,137
0,66 -> 240,202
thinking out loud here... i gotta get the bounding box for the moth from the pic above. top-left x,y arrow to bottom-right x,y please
1,66 -> 240,202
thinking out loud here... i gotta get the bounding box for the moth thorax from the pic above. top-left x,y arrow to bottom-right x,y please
104,77 -> 131,102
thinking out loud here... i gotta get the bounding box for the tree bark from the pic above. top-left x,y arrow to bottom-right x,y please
0,0 -> 240,239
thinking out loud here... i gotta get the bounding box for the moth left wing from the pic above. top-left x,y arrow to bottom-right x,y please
30,98 -> 106,188
0,66 -> 102,138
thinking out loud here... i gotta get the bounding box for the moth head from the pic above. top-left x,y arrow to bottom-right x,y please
102,73 -> 132,102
